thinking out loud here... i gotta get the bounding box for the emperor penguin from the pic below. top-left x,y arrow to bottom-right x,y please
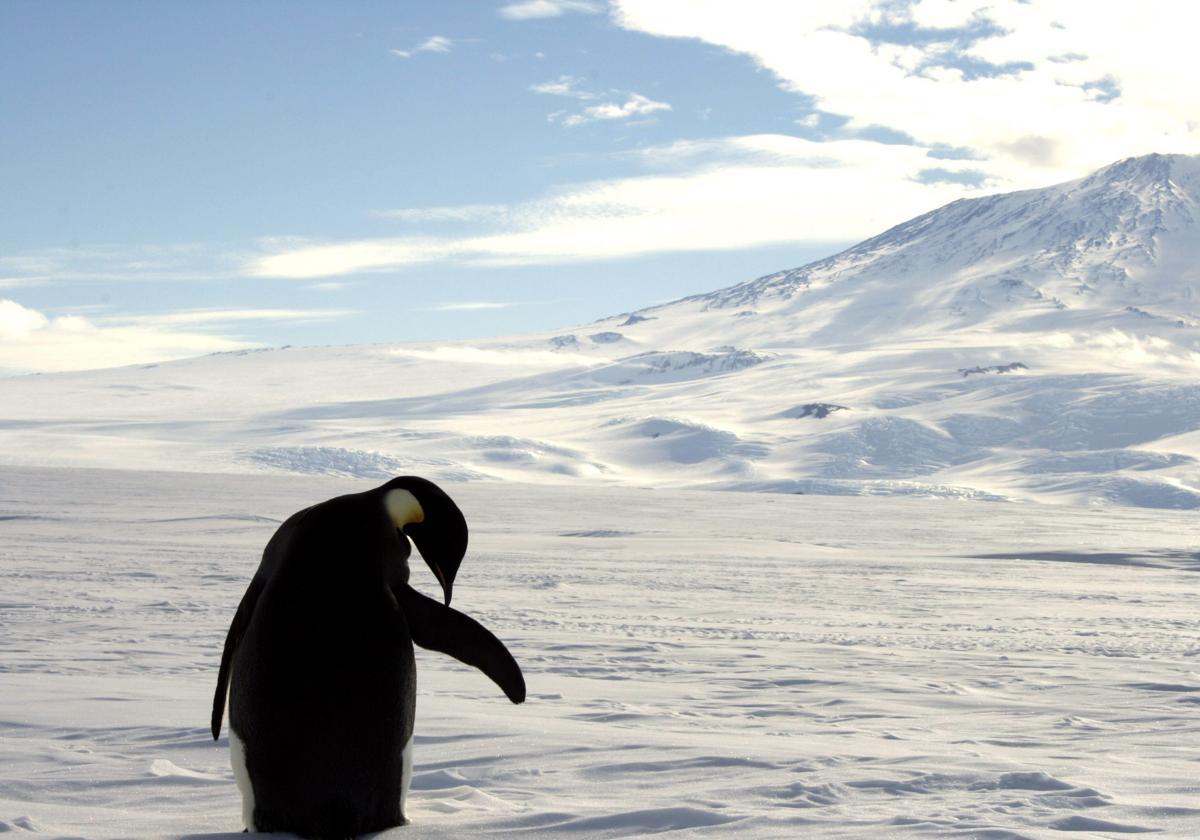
210,476 -> 525,838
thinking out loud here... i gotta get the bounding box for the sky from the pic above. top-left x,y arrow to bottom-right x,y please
3,0 -> 1199,374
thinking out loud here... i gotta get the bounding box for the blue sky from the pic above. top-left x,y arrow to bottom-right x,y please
3,0 -> 1198,373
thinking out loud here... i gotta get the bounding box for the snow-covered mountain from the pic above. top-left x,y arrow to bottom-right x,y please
3,154 -> 1199,508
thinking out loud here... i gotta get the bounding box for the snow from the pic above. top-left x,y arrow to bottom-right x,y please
2,466 -> 1199,838
3,157 -> 1199,508
3,156 -> 1200,831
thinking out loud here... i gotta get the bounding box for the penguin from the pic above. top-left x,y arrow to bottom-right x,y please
210,476 -> 525,838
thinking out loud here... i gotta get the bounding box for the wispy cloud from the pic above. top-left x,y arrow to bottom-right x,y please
530,75 -> 596,99
390,35 -> 454,59
248,135 -> 975,279
532,76 -> 672,126
562,93 -> 671,126
98,308 -> 358,327
416,301 -> 517,312
0,275 -> 49,289
0,300 -> 360,374
499,0 -> 602,20
373,203 -> 509,223
0,243 -> 244,287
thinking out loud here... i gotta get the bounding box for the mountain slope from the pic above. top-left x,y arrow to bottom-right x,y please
2,154 -> 1199,508
650,152 -> 1200,341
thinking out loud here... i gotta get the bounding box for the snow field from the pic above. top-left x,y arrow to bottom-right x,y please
2,466 -> 1198,837
3,156 -> 1200,508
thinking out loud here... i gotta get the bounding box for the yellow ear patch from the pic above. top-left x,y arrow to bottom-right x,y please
384,488 -> 425,528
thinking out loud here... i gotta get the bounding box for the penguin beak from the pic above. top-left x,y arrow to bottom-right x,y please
408,519 -> 463,606
383,480 -> 466,606
426,560 -> 453,606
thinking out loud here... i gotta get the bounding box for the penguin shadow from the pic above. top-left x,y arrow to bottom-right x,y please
179,827 -> 405,838
179,831 -> 348,839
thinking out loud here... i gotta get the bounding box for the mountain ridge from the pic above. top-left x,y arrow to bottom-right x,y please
2,154 -> 1198,509
694,155 -> 1195,335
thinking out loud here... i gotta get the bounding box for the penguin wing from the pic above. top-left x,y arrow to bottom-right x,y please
395,583 -> 526,704
211,576 -> 265,739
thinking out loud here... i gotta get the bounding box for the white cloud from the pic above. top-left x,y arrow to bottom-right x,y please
0,301 -> 356,374
417,302 -> 517,312
0,299 -> 246,373
0,299 -> 50,337
252,238 -> 454,278
563,93 -> 672,126
390,35 -> 454,59
530,75 -> 595,99
531,76 -> 671,126
609,1 -> 1200,183
499,0 -> 602,20
373,203 -> 509,223
99,308 -> 357,327
0,243 -> 243,286
0,275 -> 48,289
249,135 -> 972,278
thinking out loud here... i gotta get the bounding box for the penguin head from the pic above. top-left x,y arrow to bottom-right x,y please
380,476 -> 467,605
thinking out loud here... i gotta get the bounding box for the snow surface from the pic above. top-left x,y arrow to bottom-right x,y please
2,466 -> 1199,838
2,155 -> 1199,509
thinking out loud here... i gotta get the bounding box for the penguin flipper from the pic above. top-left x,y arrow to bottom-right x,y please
211,576 -> 265,740
396,584 -> 526,704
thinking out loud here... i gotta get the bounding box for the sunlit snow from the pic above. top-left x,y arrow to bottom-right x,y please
2,156 -> 1200,838
2,155 -> 1198,508
1,468 -> 1198,837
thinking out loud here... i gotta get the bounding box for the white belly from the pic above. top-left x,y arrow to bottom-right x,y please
228,726 -> 256,832
228,712 -> 412,829
399,734 -> 413,821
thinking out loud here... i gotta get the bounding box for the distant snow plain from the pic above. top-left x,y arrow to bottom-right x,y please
2,467 -> 1198,838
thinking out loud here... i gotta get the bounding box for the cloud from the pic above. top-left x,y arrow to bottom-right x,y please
0,299 -> 49,336
530,75 -> 595,99
998,135 -> 1061,168
609,0 -> 1200,182
373,203 -> 509,223
98,308 -> 357,327
1027,329 -> 1200,374
249,135 -> 975,278
562,93 -> 672,126
0,275 -> 48,289
252,238 -> 454,278
0,301 -> 356,374
0,243 -> 244,287
416,302 -> 517,312
532,77 -> 672,126
390,35 -> 454,59
916,167 -> 989,187
499,0 -> 602,20
0,299 -> 246,374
